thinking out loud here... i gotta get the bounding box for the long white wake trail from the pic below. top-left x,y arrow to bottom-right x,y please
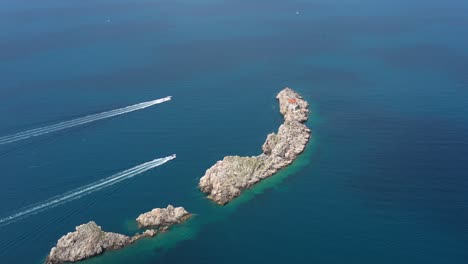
0,154 -> 176,227
0,96 -> 171,145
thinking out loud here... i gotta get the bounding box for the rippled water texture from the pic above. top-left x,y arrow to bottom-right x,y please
0,0 -> 467,263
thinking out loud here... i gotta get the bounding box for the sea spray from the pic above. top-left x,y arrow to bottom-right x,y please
0,97 -> 171,145
0,154 -> 176,227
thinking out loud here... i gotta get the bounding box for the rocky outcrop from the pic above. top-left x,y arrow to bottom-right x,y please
199,88 -> 311,205
136,205 -> 191,230
45,222 -> 132,264
132,229 -> 158,241
277,88 -> 309,122
46,206 -> 191,264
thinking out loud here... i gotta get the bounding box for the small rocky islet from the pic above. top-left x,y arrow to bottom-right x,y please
45,205 -> 190,264
199,88 -> 311,205
45,87 -> 310,263
136,204 -> 191,231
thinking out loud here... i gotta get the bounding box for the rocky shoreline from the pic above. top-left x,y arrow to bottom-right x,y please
45,205 -> 190,264
44,87 -> 311,263
199,88 -> 311,205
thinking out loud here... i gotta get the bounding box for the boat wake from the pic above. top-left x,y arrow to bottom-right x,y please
0,96 -> 171,145
0,154 -> 176,227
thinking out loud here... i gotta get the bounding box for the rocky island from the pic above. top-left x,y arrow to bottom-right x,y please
199,88 -> 311,205
45,205 -> 190,264
137,205 -> 191,231
44,88 -> 310,263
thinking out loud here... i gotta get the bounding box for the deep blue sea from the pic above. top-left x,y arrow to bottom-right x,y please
1,0 -> 468,263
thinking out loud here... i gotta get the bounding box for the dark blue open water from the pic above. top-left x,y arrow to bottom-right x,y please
1,0 -> 468,263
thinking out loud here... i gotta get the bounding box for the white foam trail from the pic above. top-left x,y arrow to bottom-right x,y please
0,96 -> 172,145
0,154 -> 176,227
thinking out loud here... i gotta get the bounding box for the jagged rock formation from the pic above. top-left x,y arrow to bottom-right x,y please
136,205 -> 191,230
132,229 -> 158,241
199,88 -> 311,205
46,206 -> 190,264
45,222 -> 132,264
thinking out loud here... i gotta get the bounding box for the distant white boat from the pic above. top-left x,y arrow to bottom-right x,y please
296,10 -> 300,15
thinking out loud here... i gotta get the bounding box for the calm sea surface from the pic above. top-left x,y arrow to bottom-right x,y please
1,0 -> 468,263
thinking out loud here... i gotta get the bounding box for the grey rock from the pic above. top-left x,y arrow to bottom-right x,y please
46,205 -> 191,263
199,87 -> 311,205
45,221 -> 132,264
136,205 -> 191,230
277,87 -> 309,122
131,229 -> 158,241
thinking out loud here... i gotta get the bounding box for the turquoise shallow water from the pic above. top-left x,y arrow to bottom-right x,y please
1,0 -> 468,263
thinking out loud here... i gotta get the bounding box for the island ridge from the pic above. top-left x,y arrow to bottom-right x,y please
199,88 -> 311,205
